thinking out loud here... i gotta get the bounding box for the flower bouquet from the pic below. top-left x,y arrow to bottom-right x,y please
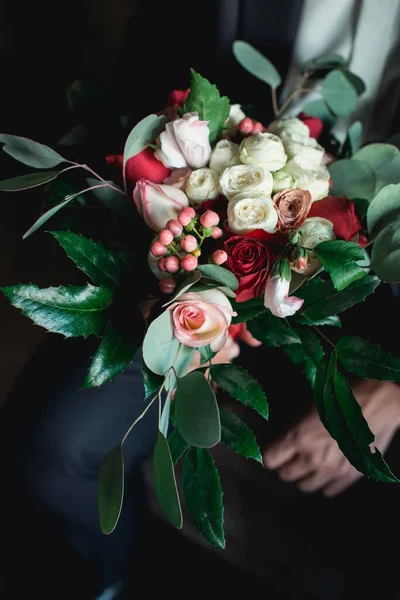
2,41 -> 400,548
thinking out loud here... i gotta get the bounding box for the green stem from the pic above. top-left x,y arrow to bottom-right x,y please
312,325 -> 336,350
121,394 -> 158,445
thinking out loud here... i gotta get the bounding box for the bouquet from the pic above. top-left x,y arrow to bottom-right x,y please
2,41 -> 400,549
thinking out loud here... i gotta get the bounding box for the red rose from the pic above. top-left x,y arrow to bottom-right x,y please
166,88 -> 190,108
309,195 -> 367,246
106,147 -> 170,187
299,112 -> 323,140
225,232 -> 278,302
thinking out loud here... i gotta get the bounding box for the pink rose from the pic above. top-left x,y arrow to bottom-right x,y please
163,167 -> 192,189
155,112 -> 212,169
169,289 -> 235,351
264,275 -> 304,318
133,179 -> 189,231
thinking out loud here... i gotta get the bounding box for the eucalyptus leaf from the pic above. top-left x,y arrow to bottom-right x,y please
322,69 -> 358,117
98,445 -> 124,534
301,99 -> 335,124
301,53 -> 346,73
0,134 -> 66,169
0,171 -> 60,192
210,364 -> 269,420
342,70 -> 366,95
347,121 -> 363,155
142,310 -> 179,376
86,178 -> 135,219
123,114 -> 166,179
367,184 -> 400,237
153,431 -> 183,529
196,264 -> 239,291
198,345 -> 216,364
314,240 -> 366,291
233,41 -> 282,89
328,158 -> 376,200
1,284 -> 112,338
371,215 -> 400,282
352,143 -> 400,195
166,343 -> 195,390
168,427 -> 189,465
336,336 -> 400,382
220,407 -> 263,463
162,271 -> 202,307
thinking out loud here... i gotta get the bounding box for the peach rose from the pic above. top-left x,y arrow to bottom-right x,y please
169,289 -> 235,351
273,188 -> 312,233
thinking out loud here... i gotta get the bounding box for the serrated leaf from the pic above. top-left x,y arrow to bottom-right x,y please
83,322 -> 140,388
322,69 -> 358,117
50,231 -> 125,288
123,114 -> 166,180
367,184 -> 400,238
153,431 -> 182,529
183,69 -> 230,144
247,310 -> 301,347
328,158 -> 376,201
220,407 -> 262,463
0,134 -> 66,169
198,345 -> 216,364
175,372 -> 220,448
98,445 -> 124,534
295,315 -> 342,327
352,143 -> 400,195
196,264 -> 239,291
233,41 -> 282,89
0,171 -> 60,192
371,215 -> 400,282
182,447 -> 225,548
1,284 -> 112,338
313,352 -> 332,428
294,326 -> 325,387
336,336 -> 400,382
210,364 -> 268,420
142,310 -> 179,376
231,297 -> 266,324
314,240 -> 366,291
141,362 -> 163,399
168,427 -> 189,465
297,275 -> 380,320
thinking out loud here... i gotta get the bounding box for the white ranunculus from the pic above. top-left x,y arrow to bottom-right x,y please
239,133 -> 287,172
282,156 -> 330,201
227,192 -> 278,234
268,117 -> 310,140
209,140 -> 241,174
185,168 -> 220,205
219,164 -> 273,200
293,216 -> 336,275
280,132 -> 324,166
155,112 -> 211,169
226,104 -> 246,137
272,170 -> 297,194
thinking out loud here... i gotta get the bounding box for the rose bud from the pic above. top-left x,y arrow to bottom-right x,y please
133,179 -> 189,231
106,147 -> 170,186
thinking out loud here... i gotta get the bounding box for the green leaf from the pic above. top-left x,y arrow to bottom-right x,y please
301,53 -> 346,73
153,431 -> 183,529
58,125 -> 89,147
183,70 -> 230,144
371,215 -> 400,282
141,362 -> 163,399
210,364 -> 269,420
231,296 -> 266,324
352,143 -> 400,195
328,158 -> 376,200
1,284 -> 112,338
196,264 -> 239,291
336,336 -> 400,382
198,345 -> 216,364
301,99 -> 335,124
0,171 -> 60,192
367,184 -> 400,238
83,322 -> 140,388
86,178 -> 135,219
182,447 -> 225,549
50,231 -> 125,288
294,326 -> 325,387
168,427 -> 189,465
295,314 -> 342,327
123,114 -> 166,177
346,121 -> 363,155
142,310 -> 179,376
298,275 -> 380,320
322,69 -> 358,117
175,372 -> 220,448
220,407 -> 263,463
313,352 -> 333,428
247,311 -> 301,347
163,271 -> 202,307
233,41 -> 282,89
166,343 -> 195,391
0,134 -> 65,169
342,70 -> 366,95
314,240 -> 366,291
98,445 -> 124,534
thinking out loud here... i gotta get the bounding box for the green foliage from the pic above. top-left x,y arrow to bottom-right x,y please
295,315 -> 342,327
314,240 -> 366,291
231,297 -> 266,324
342,70 -> 366,95
0,134 -> 65,169
286,326 -> 325,387
163,271 -> 202,306
142,310 -> 179,376
183,69 -> 230,144
86,178 -> 135,219
220,407 -> 263,463
233,41 -> 282,89
247,311 -> 301,347
301,53 -> 346,73
168,427 -> 189,465
153,432 -> 183,529
0,171 -> 60,192
352,143 -> 400,195
98,445 -> 124,534
210,364 -> 269,420
141,362 -> 163,399
301,99 -> 335,124
196,264 -> 239,291
322,69 -> 358,117
123,114 -> 166,177
328,158 -> 376,200
183,447 -> 225,548
367,184 -> 400,237
346,121 -> 363,155
371,215 -> 400,282
1,284 -> 113,338
198,345 -> 216,364
336,336 -> 400,382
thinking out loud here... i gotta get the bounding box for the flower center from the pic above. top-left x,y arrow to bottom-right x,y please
180,306 -> 205,331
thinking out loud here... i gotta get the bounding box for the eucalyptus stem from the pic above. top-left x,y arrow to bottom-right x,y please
121,394 -> 158,445
271,88 -> 279,117
277,88 -> 317,116
77,163 -> 126,195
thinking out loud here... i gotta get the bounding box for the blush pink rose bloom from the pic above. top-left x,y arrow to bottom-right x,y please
163,167 -> 192,189
169,289 -> 236,351
264,275 -> 304,318
155,112 -> 212,169
133,178 -> 189,231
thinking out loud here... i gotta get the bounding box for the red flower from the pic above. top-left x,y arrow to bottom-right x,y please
299,112 -> 323,140
309,195 -> 367,246
224,231 -> 279,302
106,147 -> 170,187
166,88 -> 190,108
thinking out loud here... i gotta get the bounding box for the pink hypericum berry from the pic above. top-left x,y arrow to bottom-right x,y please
159,277 -> 176,294
181,254 -> 198,271
211,226 -> 223,239
164,255 -> 180,273
180,234 -> 197,253
251,121 -> 264,134
178,211 -> 192,226
166,219 -> 183,237
213,249 -> 228,265
151,241 -> 167,257
238,117 -> 253,134
158,229 -> 174,245
200,210 -> 220,228
182,207 -> 196,219
157,258 -> 166,271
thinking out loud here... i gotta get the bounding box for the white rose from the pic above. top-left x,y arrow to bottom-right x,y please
226,104 -> 246,137
227,192 -> 278,234
185,168 -> 220,205
155,112 -> 211,169
239,133 -> 287,172
282,156 -> 330,201
272,170 -> 297,193
209,140 -> 241,174
219,164 -> 273,200
293,217 -> 336,275
280,132 -> 324,166
268,117 -> 310,140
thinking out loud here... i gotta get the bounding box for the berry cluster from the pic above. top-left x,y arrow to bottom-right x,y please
237,117 -> 265,136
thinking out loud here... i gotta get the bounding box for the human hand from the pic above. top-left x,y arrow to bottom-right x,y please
263,380 -> 400,497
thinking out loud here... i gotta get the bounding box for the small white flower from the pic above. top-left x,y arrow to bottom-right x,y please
293,216 -> 336,275
227,192 -> 278,234
209,140 -> 241,174
185,168 -> 220,205
268,117 -> 310,140
281,156 -> 330,201
239,133 -> 287,172
219,164 -> 273,200
226,104 -> 246,137
280,132 -> 324,166
272,170 -> 297,194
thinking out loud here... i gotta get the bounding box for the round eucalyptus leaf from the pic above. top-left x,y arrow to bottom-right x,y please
142,310 -> 179,376
329,158 -> 376,200
371,215 -> 400,282
367,184 -> 400,237
352,143 -> 400,195
233,41 -> 281,89
322,69 -> 358,117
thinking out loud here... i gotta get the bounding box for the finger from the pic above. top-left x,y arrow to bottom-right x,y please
297,468 -> 337,493
263,431 -> 298,470
278,455 -> 314,482
322,470 -> 362,498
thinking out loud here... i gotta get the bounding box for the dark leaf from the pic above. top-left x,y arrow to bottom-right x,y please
153,431 -> 183,529
314,240 -> 366,291
141,362 -> 163,399
336,336 -> 400,382
220,407 -> 263,463
198,345 -> 216,364
210,364 -> 268,420
0,134 -> 65,169
98,445 -> 124,534
0,171 -> 60,192
168,427 -> 189,465
231,297 -> 266,324
247,310 -> 301,347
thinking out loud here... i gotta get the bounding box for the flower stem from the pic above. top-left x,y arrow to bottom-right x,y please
277,88 -> 318,116
121,394 -> 158,445
271,88 -> 279,117
75,163 -> 126,195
